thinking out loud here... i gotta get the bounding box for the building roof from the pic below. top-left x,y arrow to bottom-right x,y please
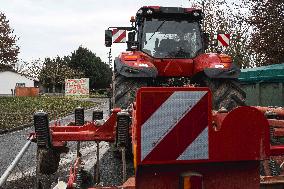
0,70 -> 39,82
239,63 -> 284,83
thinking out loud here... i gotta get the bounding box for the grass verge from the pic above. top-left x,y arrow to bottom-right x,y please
0,96 -> 95,131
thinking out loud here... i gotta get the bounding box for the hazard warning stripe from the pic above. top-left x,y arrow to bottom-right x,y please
112,29 -> 126,43
142,96 -> 209,162
141,91 -> 208,161
217,34 -> 230,47
177,127 -> 208,160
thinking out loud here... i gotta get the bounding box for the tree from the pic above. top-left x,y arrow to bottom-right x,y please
14,59 -> 43,77
192,0 -> 253,68
39,56 -> 83,93
68,46 -> 112,89
249,0 -> 284,66
0,11 -> 19,65
225,21 -> 252,68
0,62 -> 13,72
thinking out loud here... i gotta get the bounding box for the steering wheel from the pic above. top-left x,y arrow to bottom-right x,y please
166,47 -> 192,58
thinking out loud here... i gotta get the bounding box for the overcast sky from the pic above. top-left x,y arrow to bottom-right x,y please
1,0 -> 194,64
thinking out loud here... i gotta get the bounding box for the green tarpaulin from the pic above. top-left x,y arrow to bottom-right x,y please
239,63 -> 284,83
239,63 -> 284,106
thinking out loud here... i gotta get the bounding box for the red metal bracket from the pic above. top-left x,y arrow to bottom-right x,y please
50,109 -> 120,146
67,157 -> 81,188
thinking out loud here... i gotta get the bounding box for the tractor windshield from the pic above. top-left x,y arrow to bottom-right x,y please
142,19 -> 202,59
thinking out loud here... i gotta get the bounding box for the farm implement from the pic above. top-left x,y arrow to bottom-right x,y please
28,87 -> 284,189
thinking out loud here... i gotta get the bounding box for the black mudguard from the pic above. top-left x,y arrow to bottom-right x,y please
114,57 -> 158,78
204,63 -> 241,79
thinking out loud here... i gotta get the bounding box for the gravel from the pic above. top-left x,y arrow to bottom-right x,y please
0,98 -> 133,189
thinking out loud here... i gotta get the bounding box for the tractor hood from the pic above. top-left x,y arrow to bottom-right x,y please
117,51 -> 195,77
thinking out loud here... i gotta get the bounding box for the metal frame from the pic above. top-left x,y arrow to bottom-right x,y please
50,108 -> 121,145
28,87 -> 284,189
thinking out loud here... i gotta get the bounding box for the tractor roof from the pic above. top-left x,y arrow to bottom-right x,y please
136,6 -> 204,21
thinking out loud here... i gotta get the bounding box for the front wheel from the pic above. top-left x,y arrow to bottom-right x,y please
113,74 -> 147,109
112,74 -> 147,158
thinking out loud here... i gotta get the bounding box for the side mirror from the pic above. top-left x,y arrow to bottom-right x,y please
128,31 -> 135,42
105,30 -> 112,47
127,31 -> 136,51
203,32 -> 210,50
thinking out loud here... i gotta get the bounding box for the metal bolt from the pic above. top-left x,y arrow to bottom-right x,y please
218,107 -> 228,113
93,109 -> 103,121
75,107 -> 84,126
264,110 -> 277,119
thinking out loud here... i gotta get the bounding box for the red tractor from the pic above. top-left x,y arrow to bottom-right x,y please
105,6 -> 245,111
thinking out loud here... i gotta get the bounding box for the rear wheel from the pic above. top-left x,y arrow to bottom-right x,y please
195,76 -> 246,111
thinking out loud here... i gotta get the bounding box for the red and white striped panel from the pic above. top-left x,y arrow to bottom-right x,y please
139,89 -> 210,164
217,34 -> 230,47
112,29 -> 126,43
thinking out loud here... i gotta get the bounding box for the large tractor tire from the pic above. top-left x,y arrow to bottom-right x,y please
112,74 -> 147,158
196,76 -> 246,111
113,74 -> 147,109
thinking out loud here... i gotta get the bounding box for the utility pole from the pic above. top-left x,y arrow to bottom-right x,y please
108,48 -> 112,68
202,1 -> 205,31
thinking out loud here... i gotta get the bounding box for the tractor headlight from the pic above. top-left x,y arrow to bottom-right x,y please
147,9 -> 153,14
214,64 -> 225,68
138,63 -> 149,67
193,12 -> 200,17
137,9 -> 143,15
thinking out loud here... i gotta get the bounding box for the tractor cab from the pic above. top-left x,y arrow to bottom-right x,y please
105,6 -> 207,56
136,6 -> 206,59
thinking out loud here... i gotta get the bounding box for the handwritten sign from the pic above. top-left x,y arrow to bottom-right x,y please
65,78 -> 89,96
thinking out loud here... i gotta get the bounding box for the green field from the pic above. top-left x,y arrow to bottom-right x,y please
0,96 -> 95,131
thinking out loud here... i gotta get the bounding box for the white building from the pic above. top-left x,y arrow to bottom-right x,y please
0,71 -> 39,95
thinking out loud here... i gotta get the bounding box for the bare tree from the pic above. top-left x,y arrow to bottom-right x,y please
249,0 -> 284,65
39,56 -> 83,93
191,0 -> 253,68
14,59 -> 43,77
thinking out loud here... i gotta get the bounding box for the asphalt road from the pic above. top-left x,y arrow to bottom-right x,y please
0,98 -> 134,188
